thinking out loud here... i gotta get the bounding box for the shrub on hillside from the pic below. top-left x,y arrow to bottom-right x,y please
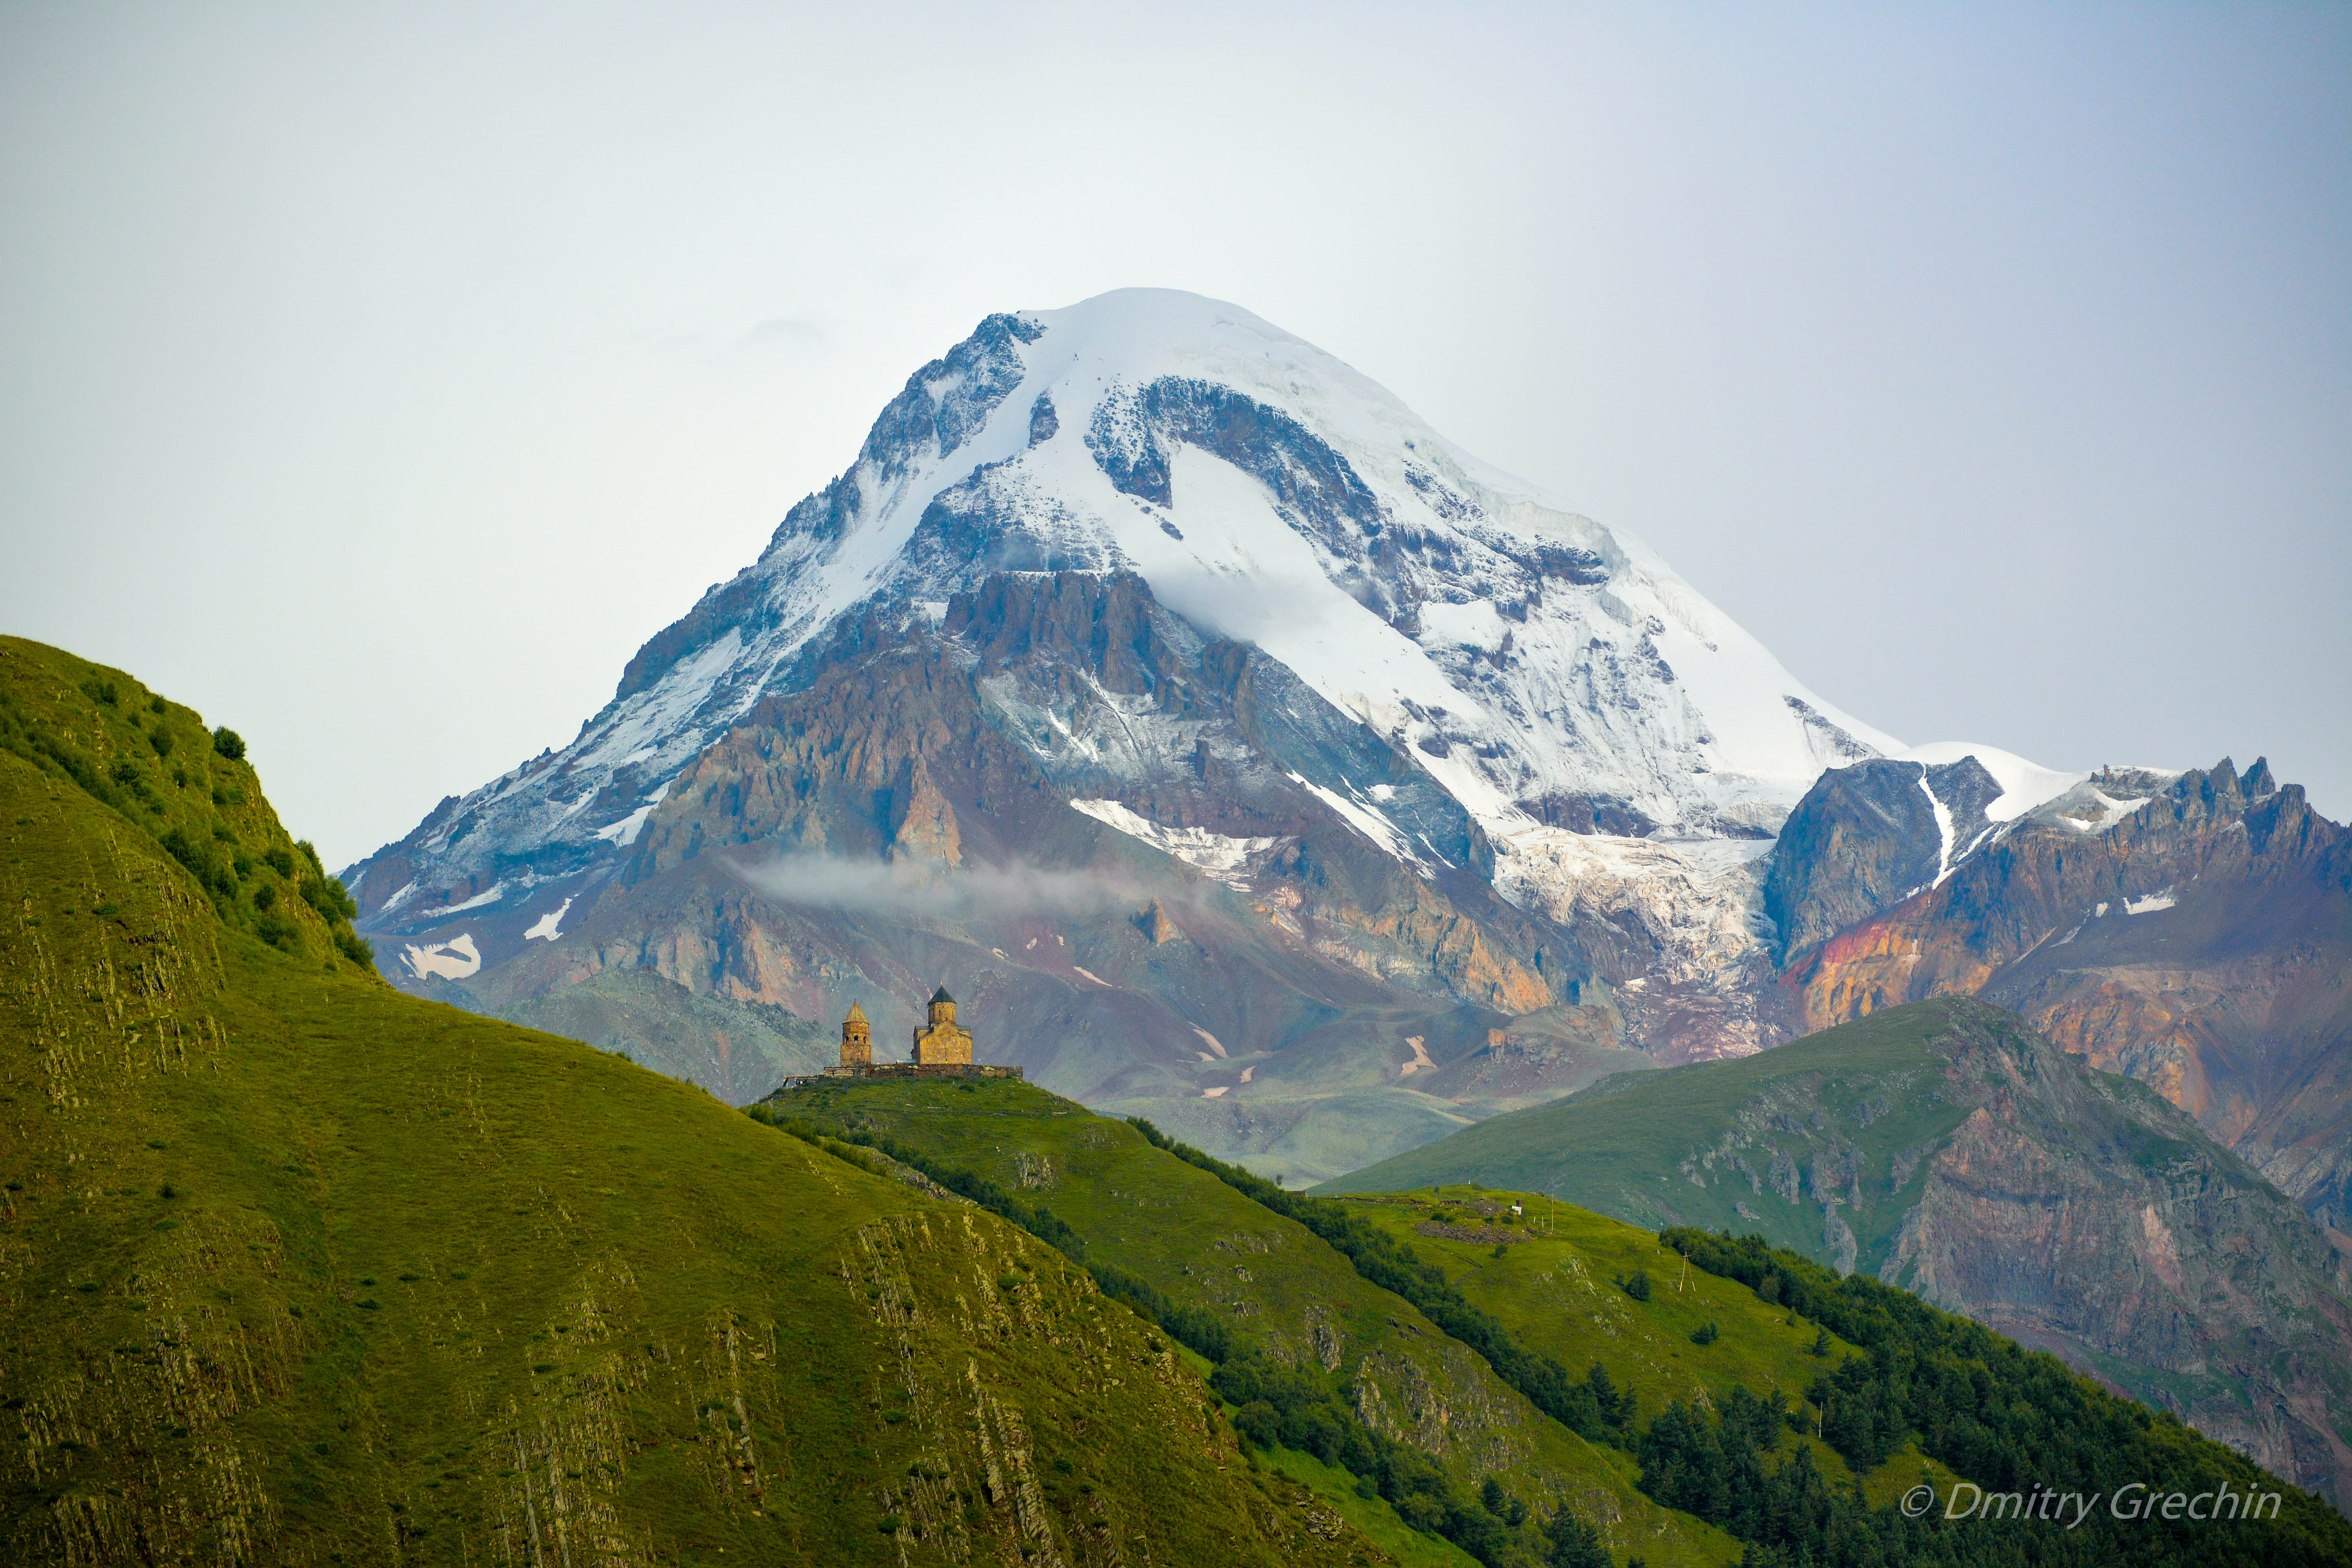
299,874 -> 359,923
1232,1400 -> 1281,1450
211,727 -> 245,760
1542,1512 -> 1612,1568
160,826 -> 236,899
1481,1475 -> 1528,1526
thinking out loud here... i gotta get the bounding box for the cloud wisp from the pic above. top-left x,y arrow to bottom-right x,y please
726,849 -> 1159,925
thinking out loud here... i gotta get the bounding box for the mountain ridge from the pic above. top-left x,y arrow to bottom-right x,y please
1317,997 -> 2352,1500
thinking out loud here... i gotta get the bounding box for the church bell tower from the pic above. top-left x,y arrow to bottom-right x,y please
839,1002 -> 872,1069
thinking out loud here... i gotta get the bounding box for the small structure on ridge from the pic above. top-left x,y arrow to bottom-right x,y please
782,985 -> 1020,1088
838,1001 -> 872,1069
911,985 -> 973,1065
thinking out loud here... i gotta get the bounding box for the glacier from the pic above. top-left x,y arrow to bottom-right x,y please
345,289 -> 1913,923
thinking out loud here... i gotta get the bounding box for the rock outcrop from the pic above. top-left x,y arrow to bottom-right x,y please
1780,759 -> 2352,1224
1764,753 -> 2003,958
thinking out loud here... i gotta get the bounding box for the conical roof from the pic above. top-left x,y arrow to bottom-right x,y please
844,1002 -> 867,1022
930,984 -> 955,1005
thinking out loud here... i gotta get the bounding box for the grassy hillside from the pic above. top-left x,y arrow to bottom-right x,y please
770,1080 -> 2352,1566
488,965 -> 835,1102
0,639 -> 1383,1567
1316,1000 -> 1979,1269
1335,1192 -> 1858,1442
764,1073 -> 1742,1567
1324,1188 -> 1954,1502
0,637 -> 375,975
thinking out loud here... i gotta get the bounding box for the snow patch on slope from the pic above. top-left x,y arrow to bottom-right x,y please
1288,773 -> 1427,866
593,781 -> 674,848
523,897 -> 574,942
403,932 -> 481,981
419,883 -> 506,919
1068,799 -> 1284,888
1895,742 -> 2086,822
2069,791 -> 2151,832
1919,775 -> 1958,887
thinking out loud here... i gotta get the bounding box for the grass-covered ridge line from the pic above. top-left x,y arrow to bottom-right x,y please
751,1104 -> 1576,1567
0,637 -> 374,972
763,1073 -> 1743,1567
0,638 -> 1385,1567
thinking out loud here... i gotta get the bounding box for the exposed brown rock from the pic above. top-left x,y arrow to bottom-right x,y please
1136,898 -> 1183,944
1784,761 -> 2352,1224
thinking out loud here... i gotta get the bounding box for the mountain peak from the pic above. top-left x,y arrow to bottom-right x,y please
349,294 -> 1899,931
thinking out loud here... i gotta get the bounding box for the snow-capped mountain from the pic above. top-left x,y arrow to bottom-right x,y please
348,289 -> 1895,931
341,285 -> 2350,1251
328,289 -> 2352,1498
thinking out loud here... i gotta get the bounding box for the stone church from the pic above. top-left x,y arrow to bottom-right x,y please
793,985 -> 1019,1085
909,985 -> 972,1065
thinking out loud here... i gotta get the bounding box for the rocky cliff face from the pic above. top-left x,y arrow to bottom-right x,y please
1779,757 -> 2352,1228
1764,753 -> 2004,958
1875,1004 -> 2352,1496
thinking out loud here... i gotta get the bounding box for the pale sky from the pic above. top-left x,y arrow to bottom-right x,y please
4,2 -> 2346,866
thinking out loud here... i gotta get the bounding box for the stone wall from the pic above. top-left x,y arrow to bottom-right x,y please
777,1062 -> 1024,1090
